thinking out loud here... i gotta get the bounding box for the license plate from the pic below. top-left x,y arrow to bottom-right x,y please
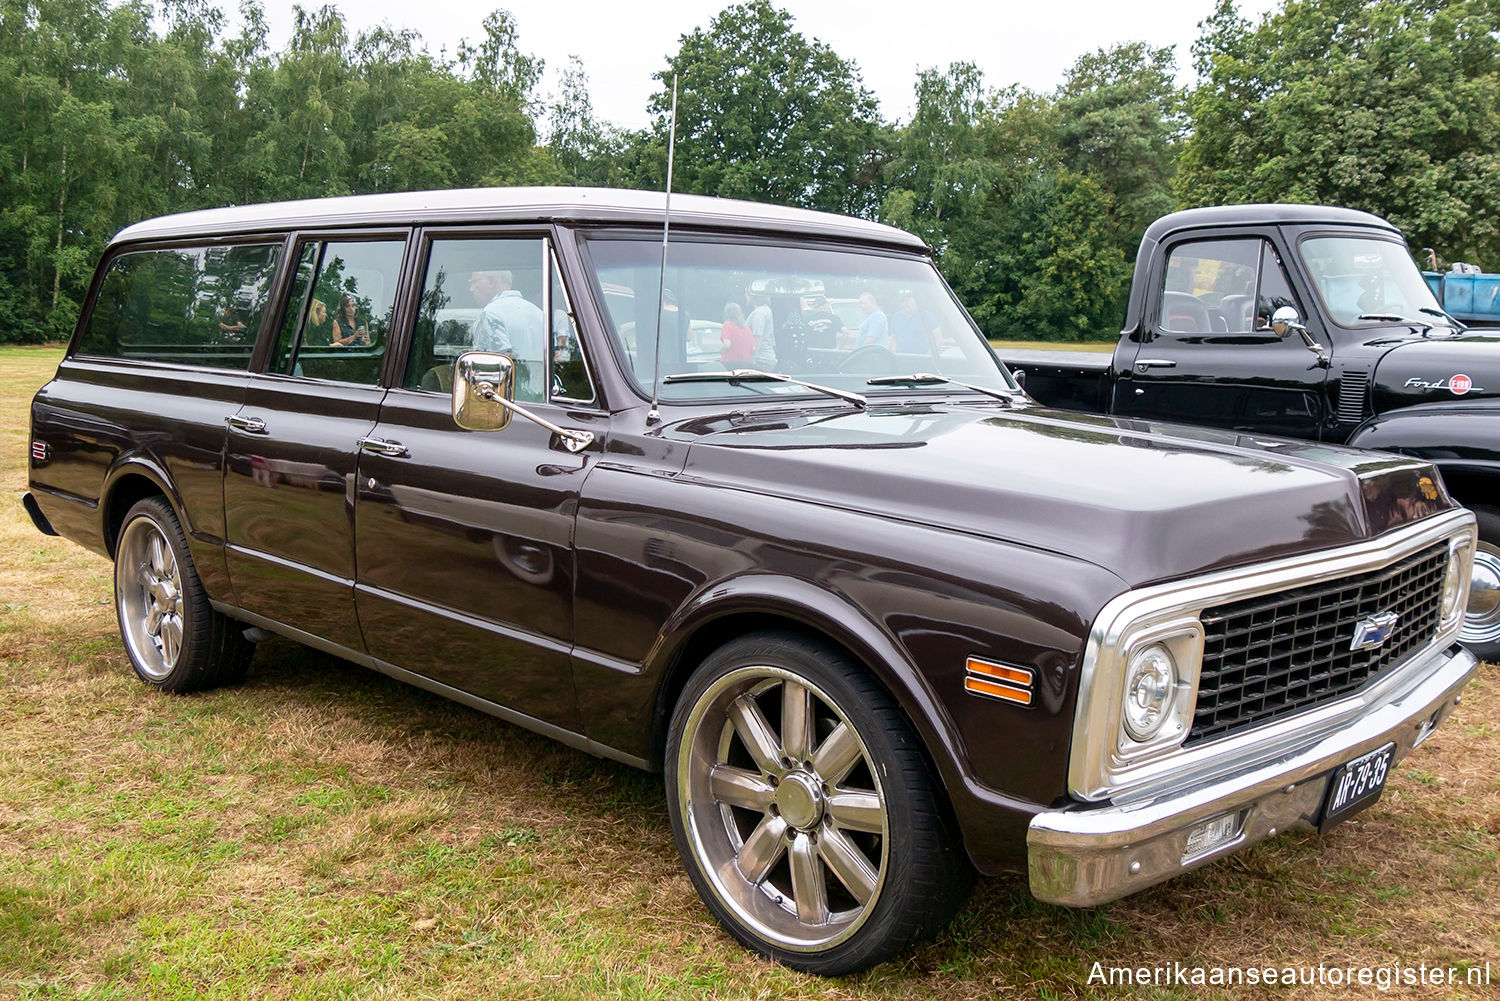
1319,742 -> 1396,833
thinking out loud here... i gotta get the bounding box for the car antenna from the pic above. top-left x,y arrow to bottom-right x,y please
647,74 -> 679,425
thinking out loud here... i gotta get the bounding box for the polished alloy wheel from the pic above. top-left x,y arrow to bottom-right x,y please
1461,538 -> 1500,650
116,515 -> 185,680
676,665 -> 889,952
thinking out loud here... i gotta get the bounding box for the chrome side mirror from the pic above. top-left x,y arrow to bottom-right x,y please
453,351 -> 515,431
451,350 -> 596,452
1270,306 -> 1331,368
1270,305 -> 1303,339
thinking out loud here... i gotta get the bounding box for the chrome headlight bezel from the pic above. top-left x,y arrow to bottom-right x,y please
1069,511 -> 1476,804
1439,536 -> 1473,630
1116,625 -> 1202,756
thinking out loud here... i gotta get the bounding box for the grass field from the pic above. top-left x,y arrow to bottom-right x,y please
2,343 -> 1496,999
988,339 -> 1113,353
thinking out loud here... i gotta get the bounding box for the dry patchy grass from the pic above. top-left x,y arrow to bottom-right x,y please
1,345 -> 1496,999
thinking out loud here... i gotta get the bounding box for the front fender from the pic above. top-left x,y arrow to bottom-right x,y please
647,571 -> 962,781
1350,403 -> 1500,479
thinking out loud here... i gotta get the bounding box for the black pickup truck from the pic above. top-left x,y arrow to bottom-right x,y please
998,204 -> 1500,660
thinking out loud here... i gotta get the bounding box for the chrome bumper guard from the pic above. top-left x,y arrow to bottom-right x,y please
1027,642 -> 1478,907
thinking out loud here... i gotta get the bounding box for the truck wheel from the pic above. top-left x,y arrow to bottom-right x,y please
113,497 -> 253,692
1461,506 -> 1500,663
665,631 -> 971,974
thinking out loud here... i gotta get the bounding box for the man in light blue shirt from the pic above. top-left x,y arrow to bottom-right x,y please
470,269 -> 546,399
856,292 -> 888,348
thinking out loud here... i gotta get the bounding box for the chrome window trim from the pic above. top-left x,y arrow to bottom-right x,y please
546,242 -> 599,406
1070,509 -> 1476,803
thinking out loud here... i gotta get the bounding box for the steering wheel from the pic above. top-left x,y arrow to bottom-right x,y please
837,344 -> 898,373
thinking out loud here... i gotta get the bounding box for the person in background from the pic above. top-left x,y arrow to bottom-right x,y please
217,303 -> 246,340
302,298 -> 331,344
469,268 -> 545,398
720,301 -> 754,363
889,291 -> 940,354
331,294 -> 369,346
855,291 -> 887,348
804,294 -> 845,349
747,292 -> 775,369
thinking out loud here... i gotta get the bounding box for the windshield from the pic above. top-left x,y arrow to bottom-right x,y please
1299,235 -> 1449,327
582,234 -> 1013,403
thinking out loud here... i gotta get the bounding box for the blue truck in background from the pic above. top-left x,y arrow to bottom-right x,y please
1423,264 -> 1500,326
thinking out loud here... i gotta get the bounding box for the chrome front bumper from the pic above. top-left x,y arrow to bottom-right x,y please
1027,642 -> 1478,907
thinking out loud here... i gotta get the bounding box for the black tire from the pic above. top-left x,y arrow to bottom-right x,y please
112,496 -> 253,693
1462,505 -> 1500,663
665,630 -> 972,975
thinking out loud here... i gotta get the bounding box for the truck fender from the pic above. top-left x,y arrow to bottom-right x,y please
646,572 -> 979,814
1348,404 -> 1500,474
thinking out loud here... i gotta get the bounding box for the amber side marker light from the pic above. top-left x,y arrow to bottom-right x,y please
963,657 -> 1034,706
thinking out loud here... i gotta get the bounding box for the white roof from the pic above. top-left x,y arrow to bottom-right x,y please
112,186 -> 926,251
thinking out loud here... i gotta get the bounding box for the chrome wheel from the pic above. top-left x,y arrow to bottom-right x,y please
116,514 -> 185,681
676,665 -> 888,952
1460,537 -> 1500,651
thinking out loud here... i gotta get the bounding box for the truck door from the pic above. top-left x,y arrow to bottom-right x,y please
223,235 -> 412,651
1116,235 -> 1329,439
352,233 -> 606,729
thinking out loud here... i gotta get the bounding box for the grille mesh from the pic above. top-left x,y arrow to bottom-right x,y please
1189,543 -> 1448,746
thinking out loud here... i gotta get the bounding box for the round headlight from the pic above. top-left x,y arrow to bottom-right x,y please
1123,643 -> 1177,741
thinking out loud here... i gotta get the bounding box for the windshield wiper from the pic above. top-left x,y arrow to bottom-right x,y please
1357,312 -> 1417,323
867,372 -> 1018,405
1417,305 -> 1466,331
663,369 -> 868,409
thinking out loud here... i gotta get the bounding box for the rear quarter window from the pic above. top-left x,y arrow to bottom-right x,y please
78,243 -> 282,369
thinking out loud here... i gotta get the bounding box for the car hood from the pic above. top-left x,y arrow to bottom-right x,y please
666,403 -> 1453,587
1370,331 -> 1500,411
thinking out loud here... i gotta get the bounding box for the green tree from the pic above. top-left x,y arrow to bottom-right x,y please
637,0 -> 884,217
880,62 -> 998,247
1056,41 -> 1182,246
545,55 -> 628,186
1180,0 -> 1500,265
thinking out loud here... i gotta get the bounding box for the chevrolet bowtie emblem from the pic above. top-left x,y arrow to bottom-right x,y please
1350,611 -> 1400,652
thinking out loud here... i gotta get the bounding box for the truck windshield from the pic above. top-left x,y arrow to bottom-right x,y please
1299,236 -> 1449,328
582,235 -> 1013,403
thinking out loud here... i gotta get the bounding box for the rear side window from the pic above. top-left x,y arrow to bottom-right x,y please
267,239 -> 407,385
79,244 -> 282,369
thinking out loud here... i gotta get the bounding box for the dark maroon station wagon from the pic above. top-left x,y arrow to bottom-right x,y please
25,188 -> 1482,972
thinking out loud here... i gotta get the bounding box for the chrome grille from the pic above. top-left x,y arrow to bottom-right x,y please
1188,543 -> 1448,746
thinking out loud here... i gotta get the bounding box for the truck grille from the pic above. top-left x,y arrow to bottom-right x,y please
1188,543 -> 1448,746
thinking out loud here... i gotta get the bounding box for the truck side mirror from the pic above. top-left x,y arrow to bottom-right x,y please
1270,305 -> 1303,338
452,350 -> 597,452
453,351 -> 516,431
1270,306 -> 1331,368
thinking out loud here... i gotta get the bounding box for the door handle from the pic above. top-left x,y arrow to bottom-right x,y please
1135,358 -> 1177,371
226,414 -> 268,434
357,436 -> 410,458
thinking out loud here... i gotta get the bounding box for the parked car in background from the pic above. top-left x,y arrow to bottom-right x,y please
997,205 -> 1500,660
25,189 -> 1480,973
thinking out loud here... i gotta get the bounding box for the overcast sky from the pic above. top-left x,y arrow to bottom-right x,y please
242,0 -> 1281,131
